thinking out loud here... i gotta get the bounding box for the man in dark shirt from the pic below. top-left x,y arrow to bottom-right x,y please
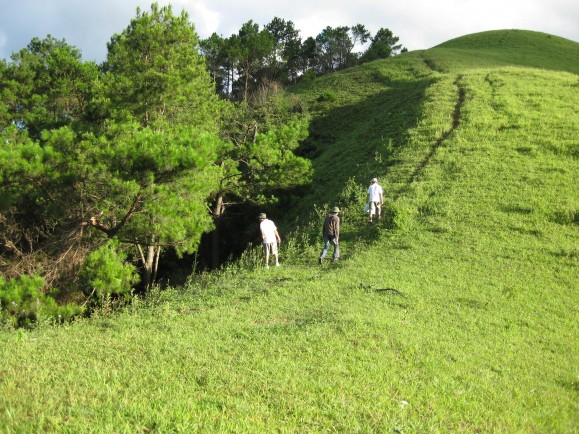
319,206 -> 340,263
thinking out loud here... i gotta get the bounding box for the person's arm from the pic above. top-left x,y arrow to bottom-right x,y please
274,229 -> 281,244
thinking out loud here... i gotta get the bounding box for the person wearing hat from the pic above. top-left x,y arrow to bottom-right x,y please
319,206 -> 340,263
367,177 -> 383,223
258,213 -> 281,268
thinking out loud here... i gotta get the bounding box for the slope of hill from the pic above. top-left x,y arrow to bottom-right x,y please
286,29 -> 578,227
428,29 -> 579,74
1,30 -> 577,432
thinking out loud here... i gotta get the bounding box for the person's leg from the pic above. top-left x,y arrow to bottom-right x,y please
369,202 -> 375,222
273,243 -> 280,266
319,236 -> 331,262
332,238 -> 340,260
377,203 -> 381,220
263,243 -> 270,267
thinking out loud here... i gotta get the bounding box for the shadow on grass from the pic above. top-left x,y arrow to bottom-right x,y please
297,75 -> 436,203
393,75 -> 465,200
283,73 -> 438,262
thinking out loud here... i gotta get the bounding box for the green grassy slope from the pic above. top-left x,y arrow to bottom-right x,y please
1,30 -> 577,432
290,30 -> 577,171
425,29 -> 579,74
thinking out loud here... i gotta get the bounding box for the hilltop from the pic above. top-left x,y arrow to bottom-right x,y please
1,30 -> 577,432
427,29 -> 579,74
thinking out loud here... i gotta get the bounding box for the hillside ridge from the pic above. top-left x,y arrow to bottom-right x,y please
425,29 -> 579,74
435,29 -> 579,49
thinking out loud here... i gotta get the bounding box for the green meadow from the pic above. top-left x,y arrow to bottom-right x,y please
1,30 -> 577,432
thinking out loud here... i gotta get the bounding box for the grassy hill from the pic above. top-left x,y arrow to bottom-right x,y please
1,30 -> 577,432
428,29 -> 579,74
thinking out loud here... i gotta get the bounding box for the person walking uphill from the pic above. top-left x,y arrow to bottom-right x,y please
258,213 -> 281,268
319,207 -> 340,264
367,177 -> 383,223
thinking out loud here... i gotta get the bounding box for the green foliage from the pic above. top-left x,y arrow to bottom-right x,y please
360,27 -> 404,62
199,19 -> 405,98
300,69 -> 316,82
264,17 -> 302,83
79,239 -> 139,302
99,4 -> 225,260
217,85 -> 312,206
229,20 -> 275,102
0,35 -> 99,139
104,4 -> 222,130
316,90 -> 337,103
92,121 -> 222,250
1,3 -> 227,294
338,177 -> 366,210
0,275 -> 82,328
0,28 -> 578,432
315,26 -> 356,73
551,208 -> 578,226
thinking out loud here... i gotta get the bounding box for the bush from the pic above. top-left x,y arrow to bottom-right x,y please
339,177 -> 368,210
0,275 -> 82,328
79,239 -> 140,304
317,90 -> 338,103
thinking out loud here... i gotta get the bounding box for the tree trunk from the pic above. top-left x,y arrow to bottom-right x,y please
243,67 -> 250,103
144,245 -> 155,287
211,192 -> 224,269
137,243 -> 161,289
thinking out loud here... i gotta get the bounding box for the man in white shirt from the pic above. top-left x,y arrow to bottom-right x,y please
367,178 -> 383,223
258,213 -> 281,268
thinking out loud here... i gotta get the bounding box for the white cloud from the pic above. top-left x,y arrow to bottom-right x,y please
1,0 -> 577,63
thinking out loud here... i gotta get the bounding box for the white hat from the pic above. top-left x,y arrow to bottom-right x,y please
371,178 -> 378,183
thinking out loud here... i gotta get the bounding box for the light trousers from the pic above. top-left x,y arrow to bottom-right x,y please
320,235 -> 339,260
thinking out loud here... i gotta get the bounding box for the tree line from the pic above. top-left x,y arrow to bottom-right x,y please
201,18 -> 405,101
0,3 -> 405,327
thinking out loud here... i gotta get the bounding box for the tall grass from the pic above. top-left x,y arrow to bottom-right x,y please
1,30 -> 578,432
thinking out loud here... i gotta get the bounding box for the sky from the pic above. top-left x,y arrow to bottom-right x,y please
1,0 -> 578,63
